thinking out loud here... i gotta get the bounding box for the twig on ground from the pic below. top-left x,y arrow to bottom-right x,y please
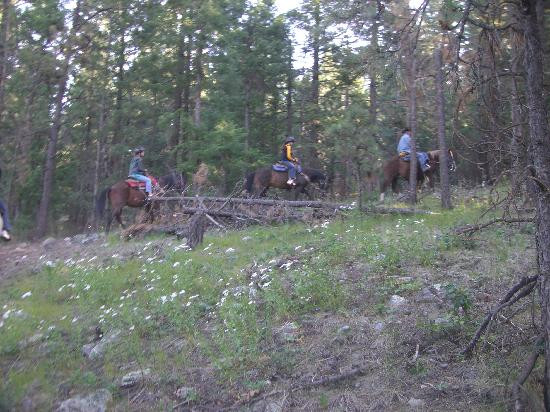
222,365 -> 368,411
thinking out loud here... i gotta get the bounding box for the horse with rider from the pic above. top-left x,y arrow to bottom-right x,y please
379,128 -> 455,201
246,136 -> 327,200
96,147 -> 186,233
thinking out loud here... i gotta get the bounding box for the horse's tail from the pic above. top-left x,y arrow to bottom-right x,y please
245,172 -> 255,194
96,187 -> 110,219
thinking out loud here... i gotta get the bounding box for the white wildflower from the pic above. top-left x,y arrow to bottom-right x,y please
21,291 -> 32,299
173,262 -> 180,268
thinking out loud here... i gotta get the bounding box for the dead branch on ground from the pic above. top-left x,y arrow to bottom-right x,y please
453,217 -> 534,236
462,275 -> 539,356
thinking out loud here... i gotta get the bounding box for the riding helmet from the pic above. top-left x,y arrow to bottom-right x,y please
134,146 -> 145,154
284,136 -> 295,144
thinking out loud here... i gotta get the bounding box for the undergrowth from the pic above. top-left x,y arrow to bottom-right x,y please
0,190 -> 529,409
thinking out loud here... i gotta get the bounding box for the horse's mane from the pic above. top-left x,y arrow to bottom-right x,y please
427,150 -> 441,160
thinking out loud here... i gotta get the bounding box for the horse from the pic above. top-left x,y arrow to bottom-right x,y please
379,149 -> 455,201
245,167 -> 327,200
96,172 -> 186,233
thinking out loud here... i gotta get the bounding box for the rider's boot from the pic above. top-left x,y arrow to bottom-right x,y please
1,230 -> 11,241
287,178 -> 296,186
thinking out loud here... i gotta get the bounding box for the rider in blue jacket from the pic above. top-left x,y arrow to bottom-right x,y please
397,128 -> 431,172
128,147 -> 152,198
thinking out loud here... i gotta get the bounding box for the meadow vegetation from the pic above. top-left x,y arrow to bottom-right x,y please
0,190 -> 540,410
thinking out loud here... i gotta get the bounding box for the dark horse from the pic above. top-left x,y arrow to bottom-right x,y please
245,167 -> 327,200
379,149 -> 456,201
96,171 -> 186,233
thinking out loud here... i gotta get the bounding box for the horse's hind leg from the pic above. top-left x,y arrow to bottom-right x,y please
105,211 -> 113,234
113,207 -> 125,229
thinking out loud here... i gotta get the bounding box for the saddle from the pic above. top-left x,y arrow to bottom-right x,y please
125,176 -> 158,191
272,162 -> 288,172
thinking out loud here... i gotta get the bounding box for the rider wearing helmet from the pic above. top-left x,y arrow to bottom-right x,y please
0,167 -> 12,240
280,136 -> 301,186
128,147 -> 152,198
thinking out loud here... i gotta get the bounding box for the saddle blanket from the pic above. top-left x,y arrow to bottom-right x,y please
125,176 -> 158,189
272,163 -> 288,172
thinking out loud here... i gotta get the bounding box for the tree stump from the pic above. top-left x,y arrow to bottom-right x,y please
186,211 -> 206,249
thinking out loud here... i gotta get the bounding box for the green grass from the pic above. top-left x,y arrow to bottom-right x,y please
0,190 -> 528,408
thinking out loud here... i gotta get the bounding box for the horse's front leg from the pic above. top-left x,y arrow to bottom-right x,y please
301,186 -> 312,200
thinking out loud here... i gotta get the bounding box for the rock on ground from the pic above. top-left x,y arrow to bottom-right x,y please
120,368 -> 152,388
82,330 -> 121,360
56,389 -> 112,412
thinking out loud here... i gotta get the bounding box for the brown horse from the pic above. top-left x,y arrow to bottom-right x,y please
96,172 -> 186,233
379,149 -> 455,201
245,167 -> 327,200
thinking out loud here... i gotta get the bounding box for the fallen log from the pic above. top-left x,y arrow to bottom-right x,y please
361,206 -> 434,215
151,196 -> 348,210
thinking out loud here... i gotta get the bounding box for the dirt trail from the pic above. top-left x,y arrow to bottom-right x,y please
0,232 -> 169,285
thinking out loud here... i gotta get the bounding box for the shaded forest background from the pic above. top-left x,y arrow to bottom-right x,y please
0,0 -> 549,238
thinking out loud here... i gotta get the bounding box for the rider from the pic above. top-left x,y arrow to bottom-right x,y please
128,146 -> 152,199
280,136 -> 301,186
397,128 -> 431,172
0,167 -> 12,240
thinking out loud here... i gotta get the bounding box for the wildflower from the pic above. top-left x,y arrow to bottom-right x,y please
21,291 -> 32,299
129,325 -> 135,331
226,248 -> 235,253
173,262 -> 180,268
145,315 -> 151,320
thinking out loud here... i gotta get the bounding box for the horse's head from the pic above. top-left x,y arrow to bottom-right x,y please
448,149 -> 457,172
427,149 -> 456,172
160,171 -> 187,191
305,169 -> 328,191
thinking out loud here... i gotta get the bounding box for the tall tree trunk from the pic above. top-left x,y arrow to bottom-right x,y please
306,1 -> 321,166
193,36 -> 203,127
407,53 -> 418,204
170,28 -> 187,166
244,79 -> 250,148
93,93 -> 106,224
113,28 -> 126,145
36,1 -> 81,238
286,38 -> 293,136
369,19 -> 379,126
0,0 -> 11,129
520,0 -> 550,408
435,46 -> 452,208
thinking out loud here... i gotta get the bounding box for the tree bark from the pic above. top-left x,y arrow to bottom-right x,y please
435,46 -> 452,208
519,0 -> 550,408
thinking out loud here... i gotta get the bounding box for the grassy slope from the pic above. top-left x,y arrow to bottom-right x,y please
0,192 -> 540,410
